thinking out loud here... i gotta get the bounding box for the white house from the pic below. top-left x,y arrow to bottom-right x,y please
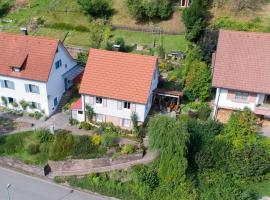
0,32 -> 83,116
71,49 -> 159,129
212,30 -> 270,121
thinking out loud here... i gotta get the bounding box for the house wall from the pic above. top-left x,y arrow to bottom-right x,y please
215,88 -> 258,111
72,110 -> 84,122
46,43 -> 77,114
0,76 -> 49,114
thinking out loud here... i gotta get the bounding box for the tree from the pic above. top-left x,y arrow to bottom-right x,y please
148,115 -> 190,198
0,1 -> 11,18
77,52 -> 88,66
86,104 -> 94,122
89,20 -> 112,49
184,60 -> 211,101
125,0 -> 172,21
77,0 -> 113,19
182,0 -> 208,42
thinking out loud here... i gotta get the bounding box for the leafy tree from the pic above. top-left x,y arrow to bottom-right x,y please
77,0 -> 113,19
148,115 -> 190,198
0,1 -> 11,18
184,60 -> 211,101
125,0 -> 172,21
182,0 -> 208,42
89,20 -> 112,49
77,52 -> 88,66
86,104 -> 94,122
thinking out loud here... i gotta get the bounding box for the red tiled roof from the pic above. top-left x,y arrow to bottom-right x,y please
212,30 -> 270,94
71,97 -> 82,110
0,32 -> 59,82
79,49 -> 158,104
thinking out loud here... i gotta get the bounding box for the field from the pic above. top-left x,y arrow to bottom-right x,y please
0,0 -> 187,53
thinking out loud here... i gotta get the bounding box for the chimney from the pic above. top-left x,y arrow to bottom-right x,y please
20,27 -> 28,35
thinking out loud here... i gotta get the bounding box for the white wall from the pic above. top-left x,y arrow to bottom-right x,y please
83,95 -> 146,122
215,88 -> 258,111
0,76 -> 49,114
46,43 -> 77,114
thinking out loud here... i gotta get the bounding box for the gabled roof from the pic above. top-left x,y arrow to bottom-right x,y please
71,97 -> 82,110
0,32 -> 59,82
79,49 -> 158,104
212,30 -> 270,94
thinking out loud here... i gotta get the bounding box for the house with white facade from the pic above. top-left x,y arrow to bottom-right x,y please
0,32 -> 83,116
71,49 -> 159,129
212,30 -> 270,121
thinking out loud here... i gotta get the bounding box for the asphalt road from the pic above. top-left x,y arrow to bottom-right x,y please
0,167 -> 109,200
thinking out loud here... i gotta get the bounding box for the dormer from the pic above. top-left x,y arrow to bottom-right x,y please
10,52 -> 28,72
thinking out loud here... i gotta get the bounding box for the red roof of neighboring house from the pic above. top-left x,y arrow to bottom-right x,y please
70,97 -> 82,110
79,49 -> 158,104
0,32 -> 59,82
212,30 -> 270,94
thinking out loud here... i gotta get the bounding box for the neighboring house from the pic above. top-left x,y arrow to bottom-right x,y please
71,49 -> 159,129
212,30 -> 270,120
0,32 -> 83,116
179,0 -> 191,7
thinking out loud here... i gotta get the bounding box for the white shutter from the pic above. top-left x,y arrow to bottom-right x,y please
102,99 -> 107,107
131,103 -> 136,111
89,96 -> 94,105
117,101 -> 123,110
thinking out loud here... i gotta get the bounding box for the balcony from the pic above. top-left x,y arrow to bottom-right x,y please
254,104 -> 270,116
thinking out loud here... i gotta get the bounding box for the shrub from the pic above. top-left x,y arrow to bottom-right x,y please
77,52 -> 89,66
72,135 -> 98,159
49,131 -> 74,160
114,37 -> 126,52
80,121 -> 92,130
74,25 -> 90,32
92,134 -> 101,146
27,143 -> 40,155
0,1 -> 12,18
121,144 -> 135,154
77,0 -> 114,18
19,100 -> 29,110
86,105 -> 94,122
197,105 -> 212,121
69,118 -> 79,126
12,102 -> 18,108
101,133 -> 115,147
1,96 -> 7,106
36,128 -> 54,143
33,111 -> 43,120
5,134 -> 24,154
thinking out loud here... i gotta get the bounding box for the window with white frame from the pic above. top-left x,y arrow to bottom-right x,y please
55,60 -> 62,69
96,114 -> 104,122
78,110 -> 83,115
235,92 -> 249,101
124,101 -> 130,109
29,101 -> 41,110
122,119 -> 131,128
25,84 -> 39,94
8,97 -> 15,104
96,97 -> 102,104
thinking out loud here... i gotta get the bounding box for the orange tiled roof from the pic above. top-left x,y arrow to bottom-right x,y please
80,49 -> 158,104
212,30 -> 270,94
0,32 -> 59,82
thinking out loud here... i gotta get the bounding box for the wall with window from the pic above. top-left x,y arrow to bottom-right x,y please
46,43 -> 77,114
215,88 -> 258,111
0,75 -> 48,113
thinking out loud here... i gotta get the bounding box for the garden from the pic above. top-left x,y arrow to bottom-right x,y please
0,126 -> 142,166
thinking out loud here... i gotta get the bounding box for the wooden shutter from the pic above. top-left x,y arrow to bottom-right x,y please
117,101 -> 123,110
25,84 -> 30,92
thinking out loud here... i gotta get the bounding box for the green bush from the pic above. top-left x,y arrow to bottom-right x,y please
77,52 -> 89,66
69,118 -> 79,126
49,131 -> 74,161
80,122 -> 92,130
5,134 -> 24,154
45,22 -> 74,30
74,25 -> 90,32
0,1 -> 12,18
101,133 -> 115,147
33,111 -> 43,120
19,100 -> 29,110
27,143 -> 40,155
36,128 -> 54,143
77,0 -> 114,19
197,105 -> 212,121
121,144 -> 135,154
71,135 -> 98,159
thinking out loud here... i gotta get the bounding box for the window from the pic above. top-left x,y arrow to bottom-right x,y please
124,101 -> 131,109
96,97 -> 102,104
8,97 -> 15,104
55,60 -> 62,69
54,98 -> 58,107
30,102 -> 41,110
12,67 -> 21,72
65,64 -> 68,68
264,95 -> 270,105
25,84 -> 39,94
78,110 -> 83,115
96,114 -> 104,122
122,119 -> 131,128
1,80 -> 15,89
235,92 -> 249,101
